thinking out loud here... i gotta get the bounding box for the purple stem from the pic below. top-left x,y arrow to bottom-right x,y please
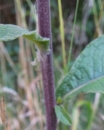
36,0 -> 57,130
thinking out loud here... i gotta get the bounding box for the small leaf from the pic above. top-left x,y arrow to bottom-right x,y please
55,105 -> 72,125
0,24 -> 49,51
56,35 -> 104,101
56,97 -> 63,105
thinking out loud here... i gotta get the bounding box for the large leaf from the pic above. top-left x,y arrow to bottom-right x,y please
55,105 -> 72,125
56,36 -> 104,101
0,24 -> 49,51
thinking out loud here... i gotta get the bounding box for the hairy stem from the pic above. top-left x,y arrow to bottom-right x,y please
36,0 -> 57,130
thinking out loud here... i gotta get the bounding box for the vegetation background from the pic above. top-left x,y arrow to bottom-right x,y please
0,0 -> 104,130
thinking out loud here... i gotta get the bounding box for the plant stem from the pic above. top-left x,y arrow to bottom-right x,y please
58,0 -> 66,74
36,0 -> 57,130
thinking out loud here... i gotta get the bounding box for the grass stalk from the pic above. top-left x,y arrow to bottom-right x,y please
71,108 -> 80,130
15,0 -> 36,125
0,42 -> 18,75
93,0 -> 102,36
57,0 -> 66,74
86,93 -> 100,130
67,0 -> 79,71
0,46 -> 6,85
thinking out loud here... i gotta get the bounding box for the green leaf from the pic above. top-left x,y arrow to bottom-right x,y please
56,97 -> 63,105
56,35 -> 104,101
55,105 -> 72,125
0,24 -> 49,51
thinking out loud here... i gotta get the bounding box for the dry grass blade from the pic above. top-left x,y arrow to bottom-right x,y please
0,96 -> 6,128
0,42 -> 18,75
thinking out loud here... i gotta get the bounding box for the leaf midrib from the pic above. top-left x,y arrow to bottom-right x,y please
63,75 -> 104,100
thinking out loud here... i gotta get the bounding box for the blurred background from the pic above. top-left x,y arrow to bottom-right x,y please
0,0 -> 104,130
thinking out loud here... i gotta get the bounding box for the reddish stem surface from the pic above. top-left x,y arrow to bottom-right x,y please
37,0 -> 57,130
